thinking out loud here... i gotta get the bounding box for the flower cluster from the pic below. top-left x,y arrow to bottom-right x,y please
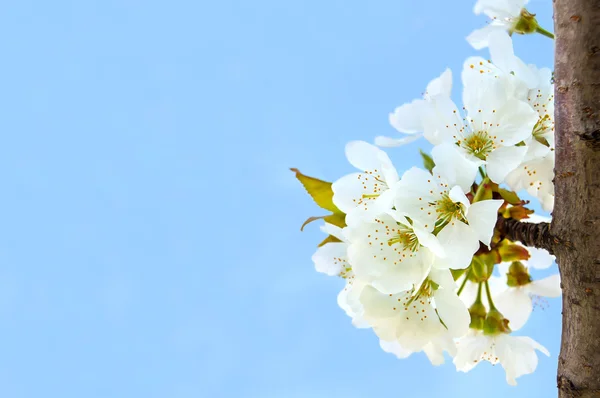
296,0 -> 559,386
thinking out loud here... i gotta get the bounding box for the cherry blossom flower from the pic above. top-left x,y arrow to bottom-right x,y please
467,0 -> 530,50
393,166 -> 503,269
360,269 -> 470,351
428,60 -> 538,184
376,69 -> 452,147
490,261 -> 561,330
454,330 -> 549,385
380,334 -> 456,366
345,211 -> 443,294
332,141 -> 399,224
312,223 -> 370,328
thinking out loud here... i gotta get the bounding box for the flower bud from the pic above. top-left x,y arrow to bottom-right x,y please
483,308 -> 512,335
469,301 -> 487,330
471,257 -> 493,282
511,9 -> 539,35
506,261 -> 532,287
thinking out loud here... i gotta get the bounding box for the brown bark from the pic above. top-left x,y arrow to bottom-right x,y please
496,217 -> 556,254
553,0 -> 600,396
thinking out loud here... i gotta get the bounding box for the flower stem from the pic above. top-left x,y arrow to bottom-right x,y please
457,268 -> 472,296
536,26 -> 555,39
473,176 -> 490,203
478,166 -> 487,180
484,280 -> 497,311
475,282 -> 483,304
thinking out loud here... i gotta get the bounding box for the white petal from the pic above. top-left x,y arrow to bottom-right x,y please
428,268 -> 457,290
474,0 -> 527,17
319,223 -> 347,243
462,56 -> 502,90
394,167 -> 441,229
496,334 -> 548,386
466,25 -> 504,50
425,68 -> 453,99
423,343 -> 446,366
381,163 -> 399,187
375,134 -> 422,147
449,185 -> 471,210
331,172 -> 367,214
389,100 -> 426,134
380,340 -> 413,359
488,30 -> 515,72
375,187 -> 396,212
466,199 -> 504,246
436,221 -> 480,269
359,285 -> 399,319
488,30 -> 538,88
489,99 -> 538,145
423,97 -> 464,144
464,75 -> 509,128
486,146 -> 528,184
413,224 -> 446,258
527,274 -> 561,298
434,288 -> 471,337
517,335 -> 550,357
454,331 -> 490,372
524,140 -> 552,161
432,143 -> 481,192
372,260 -> 430,295
338,283 -> 371,329
312,242 -> 347,276
495,288 -> 533,331
345,140 -> 392,172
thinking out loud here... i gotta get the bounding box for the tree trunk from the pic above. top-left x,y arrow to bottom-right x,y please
553,0 -> 600,396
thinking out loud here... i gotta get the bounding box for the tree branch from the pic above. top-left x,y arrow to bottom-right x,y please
496,216 -> 556,254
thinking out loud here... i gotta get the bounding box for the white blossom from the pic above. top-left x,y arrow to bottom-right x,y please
490,261 -> 561,330
332,141 -> 399,225
467,0 -> 530,50
360,269 -> 470,351
380,333 -> 456,366
428,59 -> 538,184
312,223 -> 370,328
504,63 -> 556,211
345,211 -> 443,294
377,69 -> 453,147
454,330 -> 549,385
392,166 -> 503,269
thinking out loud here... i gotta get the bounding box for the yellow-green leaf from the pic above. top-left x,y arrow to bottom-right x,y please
419,150 -> 435,173
318,235 -> 342,247
497,188 -> 522,205
300,213 -> 346,231
291,168 -> 342,214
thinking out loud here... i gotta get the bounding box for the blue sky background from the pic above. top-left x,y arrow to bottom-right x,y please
0,1 -> 559,397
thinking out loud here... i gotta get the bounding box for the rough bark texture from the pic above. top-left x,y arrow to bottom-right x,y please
554,0 -> 600,396
497,217 -> 556,254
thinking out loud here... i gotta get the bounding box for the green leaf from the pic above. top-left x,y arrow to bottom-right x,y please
300,213 -> 346,231
292,168 -> 347,233
497,188 -> 522,205
318,234 -> 342,247
450,268 -> 466,281
290,168 -> 341,214
419,150 -> 435,172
